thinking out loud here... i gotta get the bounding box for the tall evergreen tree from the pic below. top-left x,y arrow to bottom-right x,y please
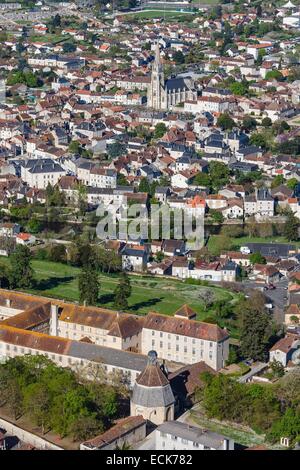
113,273 -> 132,310
237,291 -> 273,361
9,245 -> 34,289
78,266 -> 100,306
284,213 -> 300,241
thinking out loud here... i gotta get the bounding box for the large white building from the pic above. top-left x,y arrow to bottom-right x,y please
141,309 -> 229,371
21,159 -> 66,189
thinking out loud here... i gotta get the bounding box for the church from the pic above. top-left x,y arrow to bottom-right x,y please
147,43 -> 197,111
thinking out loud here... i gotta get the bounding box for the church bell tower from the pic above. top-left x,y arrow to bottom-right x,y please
148,42 -> 165,110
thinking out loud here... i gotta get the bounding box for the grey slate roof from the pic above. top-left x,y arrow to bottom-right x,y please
131,382 -> 175,407
68,341 -> 148,372
157,421 -> 230,449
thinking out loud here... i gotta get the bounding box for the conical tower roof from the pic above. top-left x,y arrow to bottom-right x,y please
132,351 -> 175,408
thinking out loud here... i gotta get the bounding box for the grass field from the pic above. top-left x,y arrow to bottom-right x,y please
0,258 -> 239,319
207,234 -> 300,253
127,10 -> 197,20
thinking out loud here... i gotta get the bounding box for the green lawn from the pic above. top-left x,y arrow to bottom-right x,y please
0,258 -> 239,319
127,10 -> 197,20
207,234 -> 300,253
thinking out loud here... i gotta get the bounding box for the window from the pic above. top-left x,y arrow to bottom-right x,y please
176,345 -> 179,352
152,330 -> 155,336
182,439 -> 188,445
160,332 -> 163,338
176,336 -> 179,341
209,352 -> 213,360
184,337 -> 187,342
113,337 -> 116,343
81,325 -> 84,331
160,341 -> 163,348
210,342 -> 213,348
152,340 -> 155,347
192,348 -> 195,355
184,346 -> 187,353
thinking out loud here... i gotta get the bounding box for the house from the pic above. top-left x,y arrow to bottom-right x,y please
80,416 -> 146,450
0,223 -> 20,237
20,159 -> 66,189
121,244 -> 149,272
244,188 -> 274,220
221,199 -> 244,219
285,304 -> 300,325
269,333 -> 300,367
172,258 -> 190,279
163,239 -> 186,257
155,421 -> 234,451
252,264 -> 281,283
16,233 -> 36,246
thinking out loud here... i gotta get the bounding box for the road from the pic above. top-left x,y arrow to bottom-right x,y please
242,278 -> 289,311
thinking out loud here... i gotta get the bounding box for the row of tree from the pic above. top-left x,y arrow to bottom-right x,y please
198,369 -> 300,446
0,355 -> 125,441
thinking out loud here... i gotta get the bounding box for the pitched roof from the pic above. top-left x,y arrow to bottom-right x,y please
143,312 -> 228,342
81,416 -> 145,449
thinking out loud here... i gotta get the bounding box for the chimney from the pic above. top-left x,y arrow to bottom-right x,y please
50,304 -> 59,336
6,298 -> 11,308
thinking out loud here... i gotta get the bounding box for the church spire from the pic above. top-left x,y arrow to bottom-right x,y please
155,41 -> 161,66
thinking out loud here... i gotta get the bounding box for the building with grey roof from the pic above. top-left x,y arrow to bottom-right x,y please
155,421 -> 234,450
131,351 -> 175,425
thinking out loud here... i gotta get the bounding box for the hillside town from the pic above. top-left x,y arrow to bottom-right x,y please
0,0 -> 300,454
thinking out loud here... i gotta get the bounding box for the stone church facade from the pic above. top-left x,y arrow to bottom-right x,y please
147,43 -> 197,111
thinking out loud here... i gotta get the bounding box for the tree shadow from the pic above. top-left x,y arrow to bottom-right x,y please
34,276 -> 74,291
129,297 -> 163,312
99,293 -> 115,305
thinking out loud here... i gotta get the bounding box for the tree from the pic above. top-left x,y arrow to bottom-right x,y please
154,122 -> 167,140
107,142 -> 126,159
209,209 -> 224,224
9,245 -> 34,289
49,244 -> 67,263
249,252 -> 266,265
62,42 -> 76,54
78,266 -> 100,305
209,161 -> 230,190
229,81 -> 248,96
217,113 -> 236,131
262,117 -> 272,128
242,116 -> 257,131
271,174 -> 285,189
173,50 -> 185,65
193,172 -> 211,188
113,272 -> 132,310
265,70 -> 284,82
268,408 -> 300,444
23,382 -> 51,434
117,173 -> 128,186
26,217 -> 43,234
250,132 -> 269,149
269,359 -> 284,378
69,140 -> 81,154
286,178 -> 298,191
284,213 -> 300,241
237,291 -> 273,361
138,177 -> 151,193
